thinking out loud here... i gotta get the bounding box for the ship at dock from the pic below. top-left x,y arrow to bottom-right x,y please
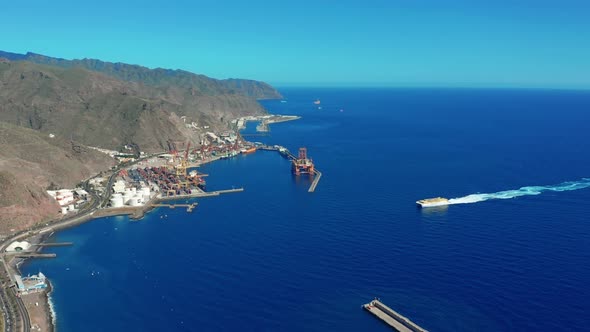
416,197 -> 449,208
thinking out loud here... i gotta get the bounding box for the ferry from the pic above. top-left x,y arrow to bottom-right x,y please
416,197 -> 449,208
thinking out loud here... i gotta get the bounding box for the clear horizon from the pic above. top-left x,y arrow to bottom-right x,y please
2,0 -> 590,89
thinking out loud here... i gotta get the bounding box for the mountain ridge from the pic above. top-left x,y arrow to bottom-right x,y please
0,50 -> 282,99
0,50 -> 282,231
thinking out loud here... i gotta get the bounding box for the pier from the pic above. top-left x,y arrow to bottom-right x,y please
308,170 -> 322,192
31,242 -> 73,247
363,299 -> 428,332
13,253 -> 57,259
151,202 -> 198,212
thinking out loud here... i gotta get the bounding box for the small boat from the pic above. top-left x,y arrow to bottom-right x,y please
313,99 -> 321,105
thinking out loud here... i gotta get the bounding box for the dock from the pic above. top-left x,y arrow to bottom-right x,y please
151,202 -> 198,212
158,187 -> 244,200
31,242 -> 73,247
308,170 -> 322,192
13,253 -> 57,259
363,299 -> 428,332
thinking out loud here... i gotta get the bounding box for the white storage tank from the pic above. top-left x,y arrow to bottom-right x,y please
110,194 -> 124,208
141,187 -> 151,202
122,192 -> 133,205
129,196 -> 142,207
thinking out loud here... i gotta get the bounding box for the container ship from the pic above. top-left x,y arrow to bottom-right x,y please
416,197 -> 449,208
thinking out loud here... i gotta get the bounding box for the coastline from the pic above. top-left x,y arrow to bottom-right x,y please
4,146 -> 239,331
5,113 -> 302,331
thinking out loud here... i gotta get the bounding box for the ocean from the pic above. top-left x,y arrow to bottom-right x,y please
23,88 -> 590,331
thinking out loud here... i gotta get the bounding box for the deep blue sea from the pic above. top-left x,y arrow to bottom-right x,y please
24,88 -> 590,331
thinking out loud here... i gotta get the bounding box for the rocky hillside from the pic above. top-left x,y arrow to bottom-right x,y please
0,58 -> 278,152
0,121 -> 115,233
0,51 -> 282,232
0,51 -> 282,100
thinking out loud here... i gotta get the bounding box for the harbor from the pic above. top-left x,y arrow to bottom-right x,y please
0,114 -> 322,332
259,145 -> 322,193
363,299 -> 428,332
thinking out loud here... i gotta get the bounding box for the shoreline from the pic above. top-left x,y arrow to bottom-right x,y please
5,148 -> 241,331
45,280 -> 56,332
4,114 -> 298,331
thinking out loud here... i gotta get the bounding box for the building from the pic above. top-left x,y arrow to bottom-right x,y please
46,189 -> 75,206
112,180 -> 126,193
75,189 -> 89,198
5,241 -> 31,252
14,273 -> 48,295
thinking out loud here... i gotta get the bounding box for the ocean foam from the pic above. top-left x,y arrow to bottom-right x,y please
447,178 -> 590,205
48,289 -> 57,327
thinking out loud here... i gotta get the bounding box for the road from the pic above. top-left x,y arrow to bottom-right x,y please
12,292 -> 28,332
0,286 -> 14,332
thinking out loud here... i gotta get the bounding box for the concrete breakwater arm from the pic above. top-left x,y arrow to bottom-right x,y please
363,299 -> 428,332
308,170 -> 322,192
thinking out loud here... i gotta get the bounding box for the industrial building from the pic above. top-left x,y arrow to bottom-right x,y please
46,189 -> 75,206
110,185 -> 153,208
14,273 -> 48,295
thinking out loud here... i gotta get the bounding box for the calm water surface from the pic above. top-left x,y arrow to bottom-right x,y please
24,88 -> 590,331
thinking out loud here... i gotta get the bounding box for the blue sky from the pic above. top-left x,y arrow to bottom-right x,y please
2,0 -> 589,88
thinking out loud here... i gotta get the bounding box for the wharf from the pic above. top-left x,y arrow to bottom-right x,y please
151,202 -> 198,212
13,253 -> 57,259
31,242 -> 73,247
308,170 -> 322,192
158,187 -> 244,199
363,299 -> 427,332
93,188 -> 244,219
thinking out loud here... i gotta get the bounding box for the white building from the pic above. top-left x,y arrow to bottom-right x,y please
112,180 -> 126,193
6,241 -> 31,252
75,189 -> 89,198
47,189 -> 75,206
15,273 -> 48,295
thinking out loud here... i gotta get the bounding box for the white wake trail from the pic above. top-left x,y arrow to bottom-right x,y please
447,178 -> 590,205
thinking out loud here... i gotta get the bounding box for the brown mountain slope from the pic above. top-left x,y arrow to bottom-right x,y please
0,60 -> 268,152
0,121 -> 115,233
0,50 -> 283,100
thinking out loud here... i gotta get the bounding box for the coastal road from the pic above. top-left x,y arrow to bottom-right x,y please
0,287 -> 14,332
12,292 -> 29,332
